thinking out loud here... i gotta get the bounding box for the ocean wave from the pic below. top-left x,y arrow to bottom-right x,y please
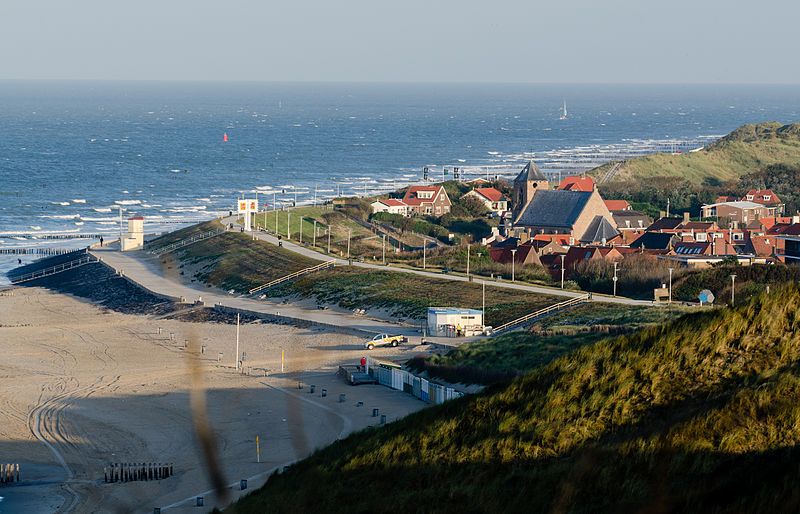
72,199 -> 87,204
51,201 -> 70,206
39,214 -> 80,220
114,200 -> 141,205
93,207 -> 112,213
29,226 -> 42,230
82,216 -> 117,222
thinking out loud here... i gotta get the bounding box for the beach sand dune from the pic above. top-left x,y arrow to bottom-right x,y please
0,288 -> 425,513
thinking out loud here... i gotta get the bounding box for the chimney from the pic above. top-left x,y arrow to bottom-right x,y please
683,211 -> 690,224
793,215 -> 800,224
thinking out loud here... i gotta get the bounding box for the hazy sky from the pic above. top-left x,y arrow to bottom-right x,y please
2,0 -> 798,83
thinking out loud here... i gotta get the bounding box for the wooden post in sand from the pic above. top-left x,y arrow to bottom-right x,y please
235,313 -> 240,370
256,435 -> 261,463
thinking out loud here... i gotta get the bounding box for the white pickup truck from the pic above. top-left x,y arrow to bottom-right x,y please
364,333 -> 408,350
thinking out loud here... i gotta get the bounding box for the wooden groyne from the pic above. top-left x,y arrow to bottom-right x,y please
0,248 -> 80,256
104,462 -> 173,483
0,463 -> 20,484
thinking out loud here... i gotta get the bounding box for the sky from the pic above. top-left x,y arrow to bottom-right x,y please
2,0 -> 798,83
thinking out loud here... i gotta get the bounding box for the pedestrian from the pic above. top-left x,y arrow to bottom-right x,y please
360,356 -> 367,372
18,258 -> 22,265
100,236 -> 104,247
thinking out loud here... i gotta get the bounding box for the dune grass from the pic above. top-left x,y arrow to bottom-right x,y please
228,285 -> 800,513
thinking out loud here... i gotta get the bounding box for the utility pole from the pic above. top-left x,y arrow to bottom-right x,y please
287,211 -> 291,239
668,267 -> 674,303
613,262 -> 619,297
482,280 -> 486,324
382,234 -> 386,265
466,244 -> 471,278
346,229 -> 351,260
560,254 -> 566,289
730,274 -> 737,306
299,217 -> 303,244
510,248 -> 517,282
423,237 -> 427,269
235,312 -> 240,370
274,194 -> 278,233
327,228 -> 331,254
313,220 -> 318,248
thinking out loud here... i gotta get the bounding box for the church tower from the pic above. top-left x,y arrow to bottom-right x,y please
512,160 -> 549,222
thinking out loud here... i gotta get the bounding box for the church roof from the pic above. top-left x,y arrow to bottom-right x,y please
515,190 -> 592,228
580,216 -> 620,243
514,160 -> 547,183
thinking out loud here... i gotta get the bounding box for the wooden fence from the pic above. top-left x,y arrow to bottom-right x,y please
104,462 -> 173,483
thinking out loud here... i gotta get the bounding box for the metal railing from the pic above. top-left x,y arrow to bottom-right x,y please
146,229 -> 225,257
10,254 -> 98,284
249,260 -> 336,295
492,294 -> 590,334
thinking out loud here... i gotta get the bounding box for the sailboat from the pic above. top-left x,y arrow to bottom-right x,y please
559,100 -> 568,120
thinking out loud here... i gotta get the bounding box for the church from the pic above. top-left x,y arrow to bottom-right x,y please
510,160 -> 619,245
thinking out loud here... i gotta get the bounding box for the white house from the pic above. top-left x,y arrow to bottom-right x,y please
461,187 -> 508,214
370,198 -> 409,216
427,307 -> 484,337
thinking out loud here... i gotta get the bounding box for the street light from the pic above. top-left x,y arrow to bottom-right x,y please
287,211 -> 291,239
382,234 -> 386,265
560,254 -> 566,289
327,228 -> 331,254
730,274 -> 737,306
423,236 -> 427,270
613,262 -> 619,297
466,244 -> 471,278
313,220 -> 318,248
668,267 -> 673,304
510,248 -> 517,282
347,228 -> 351,260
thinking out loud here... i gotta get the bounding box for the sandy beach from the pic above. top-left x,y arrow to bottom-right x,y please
0,287 -> 426,513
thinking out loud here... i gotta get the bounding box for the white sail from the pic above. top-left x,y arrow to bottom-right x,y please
560,100 -> 568,120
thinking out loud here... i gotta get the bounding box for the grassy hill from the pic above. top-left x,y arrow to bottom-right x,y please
228,285 -> 800,513
591,121 -> 800,186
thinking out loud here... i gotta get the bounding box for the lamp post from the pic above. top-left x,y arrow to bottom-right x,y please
382,234 -> 386,265
560,254 -> 566,289
510,248 -> 517,282
613,262 -> 619,297
313,220 -> 318,248
274,192 -> 278,233
423,237 -> 427,270
346,229 -> 351,260
482,280 -> 486,326
327,228 -> 331,254
287,211 -> 291,239
730,274 -> 737,306
668,267 -> 674,304
299,217 -> 303,244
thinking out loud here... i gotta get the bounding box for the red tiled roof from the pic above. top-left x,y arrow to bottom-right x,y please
473,187 -> 505,202
760,217 -> 792,230
557,176 -> 596,192
402,185 -> 445,206
743,189 -> 781,205
604,200 -> 631,211
749,235 -> 776,257
128,216 -> 144,220
378,198 -> 406,207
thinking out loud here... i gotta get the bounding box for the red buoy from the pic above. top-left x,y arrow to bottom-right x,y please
223,133 -> 229,142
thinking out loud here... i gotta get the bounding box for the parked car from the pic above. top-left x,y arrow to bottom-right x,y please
364,333 -> 408,350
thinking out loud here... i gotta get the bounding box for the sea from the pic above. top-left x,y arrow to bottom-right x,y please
1,81 -> 799,282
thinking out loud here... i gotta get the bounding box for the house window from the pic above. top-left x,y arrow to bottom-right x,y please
696,233 -> 707,242
425,206 -> 432,214
746,195 -> 754,200
732,233 -> 744,241
418,191 -> 434,199
763,195 -> 771,201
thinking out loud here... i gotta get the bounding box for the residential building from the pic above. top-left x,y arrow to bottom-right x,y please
612,210 -> 652,244
604,199 -> 632,211
402,185 -> 452,216
461,187 -> 508,214
742,189 -> 784,214
370,198 -> 409,216
701,201 -> 776,225
557,175 -> 596,192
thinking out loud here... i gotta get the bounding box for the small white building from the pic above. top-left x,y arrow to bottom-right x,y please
427,307 -> 484,337
121,216 -> 144,251
371,198 -> 409,216
461,187 -> 508,215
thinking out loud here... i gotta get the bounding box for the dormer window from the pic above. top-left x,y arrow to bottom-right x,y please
763,195 -> 771,201
746,195 -> 754,200
418,191 -> 434,199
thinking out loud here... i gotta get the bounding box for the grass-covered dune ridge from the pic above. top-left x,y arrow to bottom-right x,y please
230,285 -> 800,513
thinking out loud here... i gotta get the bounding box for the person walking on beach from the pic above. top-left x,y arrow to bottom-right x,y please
100,236 -> 104,247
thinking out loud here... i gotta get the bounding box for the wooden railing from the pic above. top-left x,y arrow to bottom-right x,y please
492,294 -> 590,334
249,260 -> 336,295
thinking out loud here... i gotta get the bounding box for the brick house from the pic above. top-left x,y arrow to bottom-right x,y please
371,198 -> 409,216
402,185 -> 452,216
461,187 -> 508,214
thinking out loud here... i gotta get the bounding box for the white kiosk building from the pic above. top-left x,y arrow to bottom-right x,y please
121,216 -> 145,252
238,198 -> 259,231
427,307 -> 484,337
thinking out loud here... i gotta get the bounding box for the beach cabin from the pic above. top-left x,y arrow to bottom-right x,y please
427,307 -> 484,337
121,216 -> 144,252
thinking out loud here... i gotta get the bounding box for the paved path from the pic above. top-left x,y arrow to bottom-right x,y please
221,216 -> 655,307
91,245 -> 423,340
